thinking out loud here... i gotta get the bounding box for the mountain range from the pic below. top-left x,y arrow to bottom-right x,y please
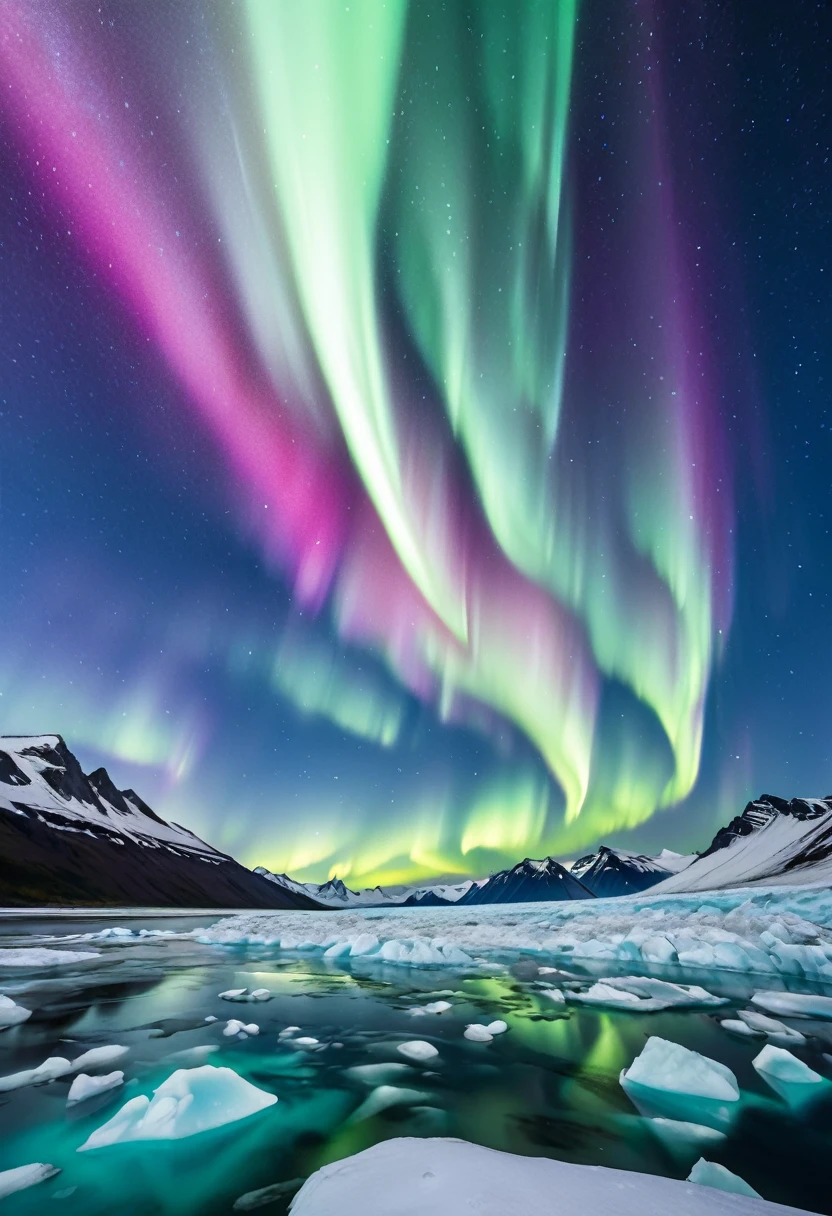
0,735 -> 321,909
4,732 -> 832,909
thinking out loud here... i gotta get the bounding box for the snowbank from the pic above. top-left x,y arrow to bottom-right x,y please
198,885 -> 832,982
288,1137 -> 814,1215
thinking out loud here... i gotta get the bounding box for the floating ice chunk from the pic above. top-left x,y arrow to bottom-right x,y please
223,1019 -> 259,1037
570,983 -> 648,1010
486,1021 -> 508,1035
752,1044 -> 827,1106
344,1063 -> 415,1086
0,1057 -> 73,1092
737,1010 -> 806,1045
647,1118 -> 727,1157
71,1045 -> 129,1072
423,1001 -> 452,1015
719,1019 -> 762,1038
397,1041 -> 439,1062
752,991 -> 832,1019
349,1085 -> 431,1122
205,1016 -> 217,1023
350,934 -> 381,957
78,1065 -> 277,1149
0,994 -> 31,1029
687,1158 -> 760,1198
540,988 -> 566,1004
67,1071 -> 124,1105
220,988 -> 248,1000
278,1026 -> 300,1039
233,1178 -> 305,1210
0,949 -> 99,966
620,1037 -> 739,1130
464,1025 -> 493,1043
294,1037 -> 319,1047
251,989 -> 271,1001
577,977 -> 727,1012
0,1163 -> 60,1200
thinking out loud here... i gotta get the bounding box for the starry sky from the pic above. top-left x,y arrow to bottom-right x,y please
0,0 -> 829,886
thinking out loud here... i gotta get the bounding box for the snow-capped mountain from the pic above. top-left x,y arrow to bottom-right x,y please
254,868 -> 477,908
653,793 -> 832,893
458,856 -> 594,904
0,735 -> 322,909
570,846 -> 673,897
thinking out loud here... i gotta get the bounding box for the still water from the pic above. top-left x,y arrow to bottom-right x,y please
0,912 -> 829,1215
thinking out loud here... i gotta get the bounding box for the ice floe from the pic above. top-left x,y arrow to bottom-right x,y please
0,993 -> 31,1029
67,1071 -> 124,1105
289,1136 -> 809,1215
688,1158 -> 760,1198
486,1020 -> 507,1035
220,988 -> 271,1003
198,884 -> 832,982
647,1117 -> 727,1156
752,1044 -> 827,1105
78,1065 -> 276,1149
736,1010 -> 806,1045
751,990 -> 832,1019
71,1045 -> 129,1071
0,1163 -> 60,1200
0,948 -> 99,967
0,1056 -> 73,1092
397,1041 -> 438,1062
620,1037 -> 740,1130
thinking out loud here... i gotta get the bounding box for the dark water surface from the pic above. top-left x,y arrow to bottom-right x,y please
0,913 -> 830,1215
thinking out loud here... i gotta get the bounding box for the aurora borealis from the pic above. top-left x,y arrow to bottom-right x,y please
0,1 -> 829,885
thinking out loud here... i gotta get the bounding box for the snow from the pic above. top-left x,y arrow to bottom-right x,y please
78,1065 -> 277,1149
688,1159 -> 760,1199
0,1163 -> 60,1200
67,1071 -> 124,1105
0,948 -> 99,966
288,1136 -> 811,1216
464,1025 -> 493,1043
620,1037 -> 740,1130
0,993 -> 31,1028
751,990 -> 832,1019
397,1041 -> 439,1062
752,1044 -> 827,1105
198,884 -> 832,982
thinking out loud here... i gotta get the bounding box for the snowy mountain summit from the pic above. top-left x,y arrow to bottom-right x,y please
0,735 -> 320,909
570,846 -> 676,897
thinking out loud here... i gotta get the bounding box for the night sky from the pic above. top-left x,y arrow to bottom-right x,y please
0,1 -> 829,886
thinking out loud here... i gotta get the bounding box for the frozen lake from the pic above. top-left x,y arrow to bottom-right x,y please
0,901 -> 831,1214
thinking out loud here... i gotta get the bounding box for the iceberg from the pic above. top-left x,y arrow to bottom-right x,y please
620,1037 -> 740,1130
751,1044 -> 827,1106
67,1071 -> 124,1105
0,1163 -> 60,1200
0,993 -> 31,1029
288,1136 -> 808,1215
720,1019 -> 763,1038
78,1065 -> 277,1149
736,1010 -> 806,1045
485,1020 -> 507,1035
397,1041 -> 439,1062
223,1019 -> 259,1037
687,1158 -> 760,1198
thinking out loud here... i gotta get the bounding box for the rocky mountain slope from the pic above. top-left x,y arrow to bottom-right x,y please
570,846 -> 674,896
0,735 -> 322,909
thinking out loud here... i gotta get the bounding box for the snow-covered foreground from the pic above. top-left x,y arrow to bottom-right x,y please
199,884 -> 832,983
288,1137 -> 816,1216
